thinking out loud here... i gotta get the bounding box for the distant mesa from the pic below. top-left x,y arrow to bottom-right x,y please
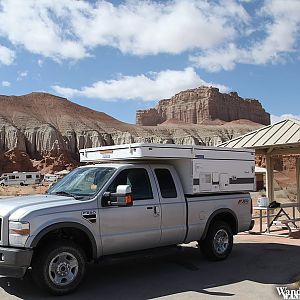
136,86 -> 270,126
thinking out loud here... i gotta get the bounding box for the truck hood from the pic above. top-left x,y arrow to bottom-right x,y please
0,194 -> 78,219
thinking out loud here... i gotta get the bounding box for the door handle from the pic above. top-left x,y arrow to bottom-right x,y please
154,206 -> 160,216
146,206 -> 154,210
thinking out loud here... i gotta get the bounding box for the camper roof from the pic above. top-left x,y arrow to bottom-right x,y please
79,143 -> 254,163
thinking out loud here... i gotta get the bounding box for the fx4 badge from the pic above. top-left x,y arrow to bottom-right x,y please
238,199 -> 249,205
82,211 -> 97,223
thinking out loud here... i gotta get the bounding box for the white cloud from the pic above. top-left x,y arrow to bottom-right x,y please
0,0 -> 297,70
0,0 -> 248,60
0,0 -> 88,61
191,0 -> 300,71
1,80 -> 11,87
253,0 -> 300,62
271,114 -> 300,124
19,71 -> 28,77
0,44 -> 15,65
37,59 -> 43,67
190,43 -> 249,72
17,70 -> 28,81
52,67 -> 229,102
71,0 -> 248,56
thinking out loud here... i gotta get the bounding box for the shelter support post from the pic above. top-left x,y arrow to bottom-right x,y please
297,157 -> 300,214
266,153 -> 274,201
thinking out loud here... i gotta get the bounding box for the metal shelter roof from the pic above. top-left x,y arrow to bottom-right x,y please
219,118 -> 300,151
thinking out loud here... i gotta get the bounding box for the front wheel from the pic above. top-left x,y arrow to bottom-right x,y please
32,240 -> 86,295
199,221 -> 233,261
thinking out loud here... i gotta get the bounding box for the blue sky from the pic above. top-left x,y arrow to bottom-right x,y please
0,0 -> 299,124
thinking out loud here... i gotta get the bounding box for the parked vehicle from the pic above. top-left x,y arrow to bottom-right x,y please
43,174 -> 60,183
0,171 -> 41,186
0,143 -> 255,295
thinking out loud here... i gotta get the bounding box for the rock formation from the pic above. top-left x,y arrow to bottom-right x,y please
0,92 -> 264,174
136,86 -> 270,126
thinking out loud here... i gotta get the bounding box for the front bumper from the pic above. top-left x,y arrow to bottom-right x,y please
0,247 -> 33,278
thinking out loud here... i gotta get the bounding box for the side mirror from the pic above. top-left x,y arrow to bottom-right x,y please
102,185 -> 133,207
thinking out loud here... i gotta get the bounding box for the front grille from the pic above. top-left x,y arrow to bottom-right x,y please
0,218 -> 2,241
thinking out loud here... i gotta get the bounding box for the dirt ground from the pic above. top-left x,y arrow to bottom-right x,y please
0,184 -> 49,197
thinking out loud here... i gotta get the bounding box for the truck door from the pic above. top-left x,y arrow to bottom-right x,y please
99,166 -> 162,255
151,166 -> 187,246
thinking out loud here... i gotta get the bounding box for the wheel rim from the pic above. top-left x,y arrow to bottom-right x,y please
48,252 -> 79,286
213,229 -> 229,255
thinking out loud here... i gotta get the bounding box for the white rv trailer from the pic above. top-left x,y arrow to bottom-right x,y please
80,143 -> 256,194
43,174 -> 60,183
0,171 -> 41,186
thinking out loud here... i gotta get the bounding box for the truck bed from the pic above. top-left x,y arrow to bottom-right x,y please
185,193 -> 252,242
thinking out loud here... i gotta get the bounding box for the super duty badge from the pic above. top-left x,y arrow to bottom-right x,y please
82,211 -> 97,223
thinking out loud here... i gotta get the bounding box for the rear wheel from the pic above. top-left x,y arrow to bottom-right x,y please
32,240 -> 86,295
199,221 -> 233,261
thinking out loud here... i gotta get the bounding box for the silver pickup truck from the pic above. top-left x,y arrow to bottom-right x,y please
0,163 -> 254,295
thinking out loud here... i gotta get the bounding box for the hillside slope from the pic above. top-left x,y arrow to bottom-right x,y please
0,92 -> 263,173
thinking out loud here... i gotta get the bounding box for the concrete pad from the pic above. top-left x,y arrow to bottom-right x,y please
0,233 -> 299,299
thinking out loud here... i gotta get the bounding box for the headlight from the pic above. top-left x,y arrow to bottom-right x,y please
9,221 -> 30,247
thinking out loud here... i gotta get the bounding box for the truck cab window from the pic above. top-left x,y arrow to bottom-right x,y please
155,169 -> 177,198
108,168 -> 153,200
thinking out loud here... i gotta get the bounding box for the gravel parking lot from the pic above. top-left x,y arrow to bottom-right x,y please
0,231 -> 299,300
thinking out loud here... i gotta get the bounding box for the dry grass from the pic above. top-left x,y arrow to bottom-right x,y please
0,185 -> 49,197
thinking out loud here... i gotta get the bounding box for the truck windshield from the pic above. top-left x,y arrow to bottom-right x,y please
47,167 -> 116,200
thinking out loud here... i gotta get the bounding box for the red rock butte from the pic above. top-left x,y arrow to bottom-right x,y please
136,86 -> 270,126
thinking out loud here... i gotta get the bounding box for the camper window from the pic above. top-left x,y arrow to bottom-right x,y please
26,175 -> 32,179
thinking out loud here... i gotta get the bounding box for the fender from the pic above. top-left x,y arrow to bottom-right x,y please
201,208 -> 238,240
30,222 -> 98,259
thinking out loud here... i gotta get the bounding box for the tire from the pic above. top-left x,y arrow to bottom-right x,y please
0,183 -> 4,187
199,221 -> 233,261
32,240 -> 86,295
20,182 -> 24,186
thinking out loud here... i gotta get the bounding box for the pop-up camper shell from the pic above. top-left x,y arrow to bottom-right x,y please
80,143 -> 255,195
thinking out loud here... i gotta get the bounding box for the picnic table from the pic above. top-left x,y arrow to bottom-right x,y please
253,202 -> 300,237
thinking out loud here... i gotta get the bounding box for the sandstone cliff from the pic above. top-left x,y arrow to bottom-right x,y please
136,86 -> 270,126
0,92 -> 263,174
